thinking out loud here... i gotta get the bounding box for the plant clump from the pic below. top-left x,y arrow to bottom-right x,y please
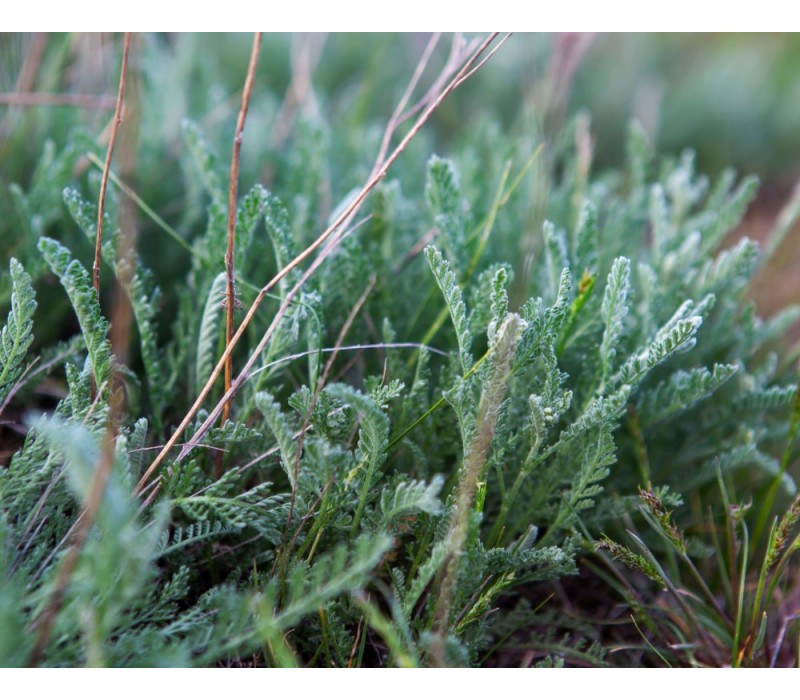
0,33 -> 798,668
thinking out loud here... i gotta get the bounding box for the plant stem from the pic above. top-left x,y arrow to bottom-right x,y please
93,33 -> 131,296
222,32 -> 262,427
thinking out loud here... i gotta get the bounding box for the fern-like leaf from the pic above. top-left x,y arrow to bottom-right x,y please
274,533 -> 392,628
380,476 -> 444,526
328,384 -> 390,487
487,266 -> 510,345
235,184 -> 269,267
195,272 -> 226,393
599,256 -> 631,385
699,174 -> 759,255
574,199 -> 599,273
637,363 -> 738,427
158,521 -> 239,557
425,245 -> 473,374
255,392 -> 299,488
182,119 -> 226,203
0,259 -> 37,408
612,313 -> 702,389
64,188 -> 165,425
37,237 -> 112,390
264,191 -> 300,295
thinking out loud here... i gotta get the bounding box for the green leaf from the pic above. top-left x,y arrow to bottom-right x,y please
600,256 -> 631,385
637,363 -> 738,427
182,119 -> 226,203
487,265 -> 510,345
235,184 -> 269,265
264,191 -> 299,294
37,237 -> 112,391
255,391 -> 299,488
380,476 -> 444,526
274,534 -> 392,628
574,199 -> 599,273
195,272 -> 226,393
699,174 -> 759,255
612,311 -> 703,389
327,384 -> 390,488
426,156 -> 466,266
425,245 -> 473,374
0,259 -> 37,407
64,188 -> 165,424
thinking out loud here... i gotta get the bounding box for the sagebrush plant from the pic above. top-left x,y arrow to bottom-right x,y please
1,33 -> 799,667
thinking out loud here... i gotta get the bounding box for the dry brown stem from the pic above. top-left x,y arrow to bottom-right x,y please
454,33 -> 512,88
93,33 -> 131,295
222,32 -> 262,428
372,33 -> 441,172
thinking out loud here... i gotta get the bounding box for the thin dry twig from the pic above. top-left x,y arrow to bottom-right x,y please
134,32 -> 504,498
252,342 -> 446,380
93,33 -> 131,295
347,615 -> 365,668
454,33 -> 512,88
395,34 -> 486,131
372,33 -> 441,172
223,32 -> 262,427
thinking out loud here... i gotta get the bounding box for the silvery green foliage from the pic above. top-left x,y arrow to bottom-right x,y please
63,189 -> 166,428
636,363 -> 738,427
425,245 -> 473,374
255,391 -> 299,488
1,89 -> 797,669
195,272 -> 227,393
37,237 -> 112,394
380,476 -> 445,527
599,257 -> 630,386
0,259 -> 37,407
426,156 -> 467,269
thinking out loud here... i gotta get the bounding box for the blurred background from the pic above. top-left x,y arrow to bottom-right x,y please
5,35 -> 799,177
1,33 -> 798,335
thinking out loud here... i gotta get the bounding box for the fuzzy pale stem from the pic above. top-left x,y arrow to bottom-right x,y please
431,313 -> 522,666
